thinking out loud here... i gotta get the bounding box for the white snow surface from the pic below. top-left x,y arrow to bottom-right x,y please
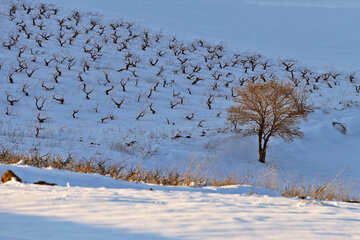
0,0 -> 358,191
39,0 -> 360,72
0,0 -> 360,238
0,164 -> 359,240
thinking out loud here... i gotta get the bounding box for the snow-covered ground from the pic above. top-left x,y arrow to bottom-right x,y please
39,0 -> 360,72
0,0 -> 359,190
0,0 -> 360,238
1,164 -> 359,240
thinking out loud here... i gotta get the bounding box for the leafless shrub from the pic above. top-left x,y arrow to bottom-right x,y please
149,58 -> 158,66
67,58 -> 76,70
207,95 -> 214,109
41,82 -> 54,91
25,68 -> 37,78
83,61 -> 90,72
53,73 -> 59,84
15,58 -> 27,72
57,36 -> 66,47
322,72 -> 331,81
85,19 -> 98,33
156,66 -> 165,76
117,42 -> 127,52
101,71 -> 110,84
157,50 -> 165,57
185,113 -> 194,120
77,72 -> 84,82
136,110 -> 146,120
17,46 -> 26,58
21,84 -> 30,96
101,114 -> 114,123
197,120 -> 205,127
212,82 -> 218,91
281,59 -> 295,72
111,97 -> 124,108
186,73 -> 195,80
4,106 -> 11,115
35,21 -> 45,30
24,30 -> 32,39
314,75 -> 321,83
172,90 -> 180,97
53,95 -> 64,104
147,88 -> 153,98
71,11 -> 81,25
212,71 -> 222,81
218,61 -> 229,69
3,34 -> 19,50
110,22 -> 121,30
44,57 -> 54,66
105,85 -> 114,95
354,85 -> 360,93
148,103 -> 156,114
6,92 -> 19,105
8,72 -> 14,84
9,3 -> 17,17
120,78 -> 129,92
181,65 -> 187,74
72,109 -> 79,118
82,88 -> 94,100
349,73 -> 356,83
260,60 -> 270,70
35,36 -> 43,47
192,77 -> 203,85
170,100 -> 181,109
34,96 -> 46,110
92,105 -> 99,113
34,125 -> 44,138
37,113 -> 48,123
191,64 -> 201,73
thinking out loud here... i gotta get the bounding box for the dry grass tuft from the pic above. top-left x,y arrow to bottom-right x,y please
0,149 -> 233,186
281,179 -> 356,203
0,149 -> 358,202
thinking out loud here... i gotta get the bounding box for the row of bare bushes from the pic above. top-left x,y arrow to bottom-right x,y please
0,149 -> 358,203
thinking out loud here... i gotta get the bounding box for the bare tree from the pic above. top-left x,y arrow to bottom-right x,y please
227,80 -> 311,163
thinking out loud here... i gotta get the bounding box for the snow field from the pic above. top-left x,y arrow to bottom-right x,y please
0,164 -> 359,240
0,0 -> 359,238
0,0 -> 359,192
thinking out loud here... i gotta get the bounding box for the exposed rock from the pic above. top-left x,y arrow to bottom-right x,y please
33,181 -> 57,186
1,170 -> 22,183
332,121 -> 347,135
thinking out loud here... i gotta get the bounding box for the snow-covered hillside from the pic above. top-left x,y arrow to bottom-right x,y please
0,0 -> 359,191
0,0 -> 360,238
39,0 -> 360,72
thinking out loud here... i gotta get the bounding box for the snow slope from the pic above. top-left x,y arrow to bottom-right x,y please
0,164 -> 359,240
0,0 -> 359,193
0,1 -> 359,238
40,0 -> 360,72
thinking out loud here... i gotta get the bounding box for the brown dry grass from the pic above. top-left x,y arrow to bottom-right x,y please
0,149 -> 358,203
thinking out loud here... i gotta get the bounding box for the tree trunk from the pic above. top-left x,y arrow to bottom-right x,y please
258,146 -> 266,163
258,135 -> 269,164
